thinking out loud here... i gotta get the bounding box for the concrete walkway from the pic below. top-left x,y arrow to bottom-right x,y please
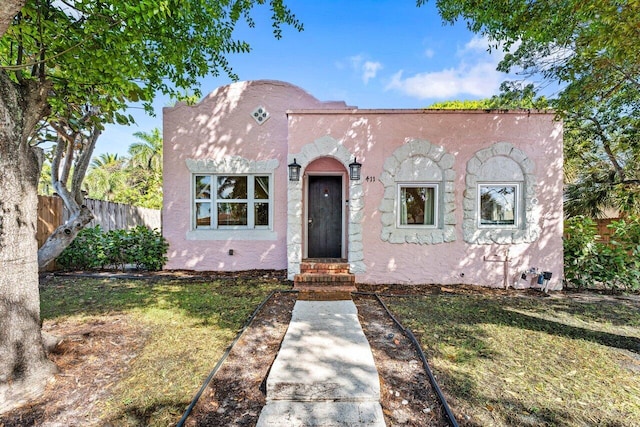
256,300 -> 385,427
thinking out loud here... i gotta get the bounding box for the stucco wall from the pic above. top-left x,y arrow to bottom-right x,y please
286,109 -> 564,289
163,80 -> 564,289
162,80 -> 349,271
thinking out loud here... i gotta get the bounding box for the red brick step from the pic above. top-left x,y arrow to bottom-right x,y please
294,259 -> 356,293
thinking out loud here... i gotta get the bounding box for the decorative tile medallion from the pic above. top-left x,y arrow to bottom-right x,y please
251,106 -> 270,125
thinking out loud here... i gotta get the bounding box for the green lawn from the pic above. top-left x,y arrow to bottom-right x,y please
40,277 -> 640,426
386,292 -> 640,426
40,275 -> 286,426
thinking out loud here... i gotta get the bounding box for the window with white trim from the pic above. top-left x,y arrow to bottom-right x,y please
478,183 -> 519,227
397,183 -> 438,228
194,174 -> 271,229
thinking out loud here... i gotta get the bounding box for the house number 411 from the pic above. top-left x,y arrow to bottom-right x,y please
365,176 -> 376,182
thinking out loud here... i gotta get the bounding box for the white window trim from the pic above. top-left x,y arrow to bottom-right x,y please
192,173 -> 274,231
396,183 -> 439,229
477,182 -> 521,229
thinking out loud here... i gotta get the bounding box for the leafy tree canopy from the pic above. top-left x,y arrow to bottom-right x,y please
428,82 -> 549,110
420,0 -> 639,112
421,0 -> 640,217
1,0 -> 302,128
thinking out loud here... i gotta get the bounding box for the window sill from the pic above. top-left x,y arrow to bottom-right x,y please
187,229 -> 278,241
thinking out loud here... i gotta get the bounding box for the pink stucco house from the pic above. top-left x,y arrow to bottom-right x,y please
162,80 -> 564,289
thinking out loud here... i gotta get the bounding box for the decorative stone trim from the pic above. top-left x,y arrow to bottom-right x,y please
287,135 -> 365,279
379,139 -> 456,244
186,156 -> 279,174
463,142 -> 540,244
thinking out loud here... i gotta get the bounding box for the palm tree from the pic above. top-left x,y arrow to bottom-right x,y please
84,153 -> 126,200
128,128 -> 162,172
90,152 -> 124,170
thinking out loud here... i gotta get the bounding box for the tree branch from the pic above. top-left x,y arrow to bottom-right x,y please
585,115 -> 626,182
71,123 -> 101,204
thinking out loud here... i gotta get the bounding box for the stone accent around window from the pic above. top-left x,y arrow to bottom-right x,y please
379,139 -> 456,245
463,142 -> 540,244
186,156 -> 279,174
287,135 -> 365,279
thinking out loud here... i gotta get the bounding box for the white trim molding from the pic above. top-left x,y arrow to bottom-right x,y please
186,156 -> 279,174
186,156 -> 279,241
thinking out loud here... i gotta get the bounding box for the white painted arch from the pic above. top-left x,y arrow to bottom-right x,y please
287,135 -> 365,279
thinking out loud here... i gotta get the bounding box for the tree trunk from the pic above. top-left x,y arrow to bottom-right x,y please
0,0 -> 24,37
38,122 -> 101,270
38,205 -> 94,270
0,72 -> 56,413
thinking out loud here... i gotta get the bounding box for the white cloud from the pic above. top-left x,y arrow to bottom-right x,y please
461,35 -> 491,54
387,61 -> 503,99
349,54 -> 365,68
362,61 -> 383,84
348,54 -> 383,84
424,48 -> 435,59
386,36 -> 509,100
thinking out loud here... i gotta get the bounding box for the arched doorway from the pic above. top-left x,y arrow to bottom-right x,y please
305,157 -> 346,259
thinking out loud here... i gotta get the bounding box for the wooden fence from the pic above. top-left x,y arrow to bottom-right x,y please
595,218 -> 615,245
37,195 -> 161,248
37,195 -> 64,249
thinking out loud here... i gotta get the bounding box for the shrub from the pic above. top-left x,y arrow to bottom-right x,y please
564,216 -> 640,291
57,225 -> 168,271
56,225 -> 107,270
126,226 -> 169,271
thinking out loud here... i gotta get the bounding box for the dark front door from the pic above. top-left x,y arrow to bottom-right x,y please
308,175 -> 343,258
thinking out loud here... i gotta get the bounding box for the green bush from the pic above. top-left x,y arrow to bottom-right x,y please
57,225 -> 168,271
564,216 -> 640,291
56,225 -> 107,270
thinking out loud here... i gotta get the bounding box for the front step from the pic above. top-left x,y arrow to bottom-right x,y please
294,260 -> 356,293
299,260 -> 350,274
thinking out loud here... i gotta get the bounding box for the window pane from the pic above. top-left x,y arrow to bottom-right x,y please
255,202 -> 269,226
480,185 -> 516,225
217,202 -> 248,226
217,176 -> 247,199
195,176 -> 211,199
255,176 -> 269,199
400,186 -> 435,226
195,202 -> 211,228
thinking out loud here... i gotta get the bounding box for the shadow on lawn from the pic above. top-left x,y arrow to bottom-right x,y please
39,275 -> 289,329
500,307 -> 640,353
449,393 -> 629,427
390,294 -> 640,426
402,295 -> 640,355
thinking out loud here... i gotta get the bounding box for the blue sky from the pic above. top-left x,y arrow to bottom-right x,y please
98,0 -> 518,157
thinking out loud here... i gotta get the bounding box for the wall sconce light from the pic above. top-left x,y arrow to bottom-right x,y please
288,158 -> 301,181
349,157 -> 362,181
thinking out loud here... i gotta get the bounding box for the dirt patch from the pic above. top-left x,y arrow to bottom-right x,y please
185,291 -> 297,426
354,295 -> 449,426
0,316 -> 148,427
